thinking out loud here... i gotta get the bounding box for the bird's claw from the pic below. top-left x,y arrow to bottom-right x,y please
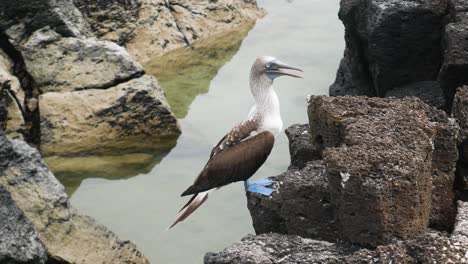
245,179 -> 274,196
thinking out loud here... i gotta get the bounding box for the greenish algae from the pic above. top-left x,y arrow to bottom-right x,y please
145,21 -> 256,118
45,137 -> 177,195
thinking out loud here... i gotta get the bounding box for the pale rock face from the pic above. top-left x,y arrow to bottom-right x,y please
21,27 -> 145,94
0,134 -> 150,263
39,75 -> 180,156
124,0 -> 265,63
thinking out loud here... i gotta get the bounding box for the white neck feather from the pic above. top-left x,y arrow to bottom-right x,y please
248,77 -> 283,136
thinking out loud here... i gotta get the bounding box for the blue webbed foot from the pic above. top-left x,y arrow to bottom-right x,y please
244,179 -> 274,196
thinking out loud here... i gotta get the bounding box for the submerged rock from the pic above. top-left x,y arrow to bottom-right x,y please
0,186 -> 47,264
22,27 -> 144,93
0,132 -> 149,263
39,75 -> 180,156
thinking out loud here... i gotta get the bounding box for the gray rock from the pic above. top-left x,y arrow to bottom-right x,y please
0,0 -> 92,45
452,86 -> 468,142
0,186 -> 47,264
438,21 -> 468,110
247,161 -> 337,242
385,81 -> 446,109
0,133 -> 150,263
452,86 -> 468,192
309,96 -> 436,247
204,233 -> 353,264
285,124 -> 321,169
21,27 -> 144,93
449,0 -> 468,22
206,228 -> 468,264
331,0 -> 448,97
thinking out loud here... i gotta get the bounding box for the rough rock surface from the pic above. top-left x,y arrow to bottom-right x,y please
452,86 -> 468,192
331,0 -> 448,97
22,27 -> 144,93
449,0 -> 468,22
385,81 -> 446,109
438,20 -> 468,109
205,228 -> 468,264
73,0 -> 142,44
39,75 -> 179,156
0,132 -> 149,263
0,186 -> 47,264
285,124 -> 321,169
125,0 -> 265,63
247,161 -> 337,242
0,0 -> 91,45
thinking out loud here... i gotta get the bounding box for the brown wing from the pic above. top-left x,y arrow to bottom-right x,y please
181,131 -> 275,196
210,120 -> 258,157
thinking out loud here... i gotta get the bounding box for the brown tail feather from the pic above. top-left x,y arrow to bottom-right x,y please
168,191 -> 209,229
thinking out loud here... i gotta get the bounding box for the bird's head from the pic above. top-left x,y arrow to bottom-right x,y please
251,56 -> 303,81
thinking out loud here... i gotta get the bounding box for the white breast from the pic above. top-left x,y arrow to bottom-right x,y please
248,89 -> 283,137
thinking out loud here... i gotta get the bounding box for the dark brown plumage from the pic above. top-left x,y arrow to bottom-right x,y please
181,130 -> 275,196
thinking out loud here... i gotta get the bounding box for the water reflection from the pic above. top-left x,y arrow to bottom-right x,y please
145,21 -> 256,118
46,136 -> 177,195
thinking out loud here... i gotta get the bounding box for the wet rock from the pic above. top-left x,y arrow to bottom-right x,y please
438,21 -> 468,110
247,161 -> 337,242
73,0 -> 141,44
0,0 -> 91,45
21,27 -> 144,93
309,96 -> 436,247
39,75 -> 180,156
126,0 -> 265,63
331,0 -> 448,97
0,133 -> 149,263
385,81 -> 446,109
285,124 -> 321,169
0,186 -> 47,264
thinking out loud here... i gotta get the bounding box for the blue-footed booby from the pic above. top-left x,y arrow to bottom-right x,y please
169,56 -> 302,229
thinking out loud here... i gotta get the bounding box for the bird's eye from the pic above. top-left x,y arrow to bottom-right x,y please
266,63 -> 272,69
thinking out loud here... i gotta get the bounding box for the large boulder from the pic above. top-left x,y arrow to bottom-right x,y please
0,186 -> 47,264
21,27 -> 144,94
331,0 -> 448,97
125,0 -> 265,63
0,0 -> 91,45
0,132 -> 149,263
39,75 -> 180,156
247,161 -> 337,242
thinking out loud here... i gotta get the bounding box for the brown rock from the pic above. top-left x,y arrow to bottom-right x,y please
309,96 -> 436,247
285,124 -> 321,169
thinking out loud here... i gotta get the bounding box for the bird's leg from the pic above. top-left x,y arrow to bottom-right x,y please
244,179 -> 274,196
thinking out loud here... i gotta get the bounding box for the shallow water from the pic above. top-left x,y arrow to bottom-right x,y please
67,1 -> 344,263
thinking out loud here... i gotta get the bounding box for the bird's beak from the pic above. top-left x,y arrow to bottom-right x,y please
268,61 -> 303,78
